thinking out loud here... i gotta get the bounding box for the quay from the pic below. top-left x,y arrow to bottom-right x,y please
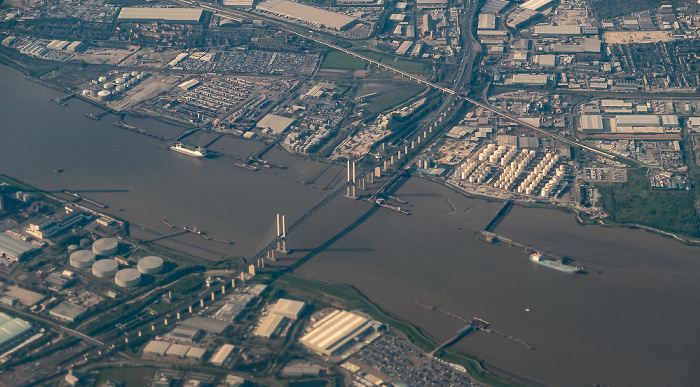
85,109 -> 111,121
51,93 -> 75,105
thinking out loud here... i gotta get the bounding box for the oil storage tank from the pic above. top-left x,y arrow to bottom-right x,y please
115,268 -> 141,287
92,259 -> 118,278
97,90 -> 111,101
92,237 -> 118,256
137,256 -> 164,274
70,250 -> 96,268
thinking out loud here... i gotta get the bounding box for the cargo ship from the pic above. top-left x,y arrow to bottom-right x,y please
530,252 -> 580,273
170,142 -> 207,157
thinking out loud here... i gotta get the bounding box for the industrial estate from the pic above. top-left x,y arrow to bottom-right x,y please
2,0 -> 700,385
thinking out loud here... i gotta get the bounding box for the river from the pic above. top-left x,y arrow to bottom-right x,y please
2,65 -> 700,386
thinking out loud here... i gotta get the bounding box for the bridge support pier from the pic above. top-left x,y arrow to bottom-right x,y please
276,214 -> 288,254
345,161 -> 357,199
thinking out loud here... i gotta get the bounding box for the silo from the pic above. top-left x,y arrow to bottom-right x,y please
97,90 -> 111,101
70,250 -> 95,268
92,259 -> 118,278
137,256 -> 164,274
115,269 -> 141,287
92,237 -> 118,256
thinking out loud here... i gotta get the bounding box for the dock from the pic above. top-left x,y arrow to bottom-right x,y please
85,109 -> 111,121
483,198 -> 512,232
62,190 -> 108,208
112,121 -> 169,141
51,93 -> 75,106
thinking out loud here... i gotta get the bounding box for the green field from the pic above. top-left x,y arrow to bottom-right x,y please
97,367 -> 155,387
322,51 -> 367,70
597,168 -> 700,237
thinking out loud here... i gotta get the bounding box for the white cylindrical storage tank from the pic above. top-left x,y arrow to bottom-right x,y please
115,268 -> 141,287
92,259 -> 118,278
92,237 -> 118,256
136,74 -> 144,80
67,244 -> 79,252
82,89 -> 91,96
138,256 -> 164,275
525,187 -> 532,195
115,85 -> 125,92
479,154 -> 487,162
114,77 -> 125,84
70,250 -> 96,268
98,76 -> 107,82
489,155 -> 498,163
97,90 -> 111,101
131,71 -> 139,77
103,82 -> 114,89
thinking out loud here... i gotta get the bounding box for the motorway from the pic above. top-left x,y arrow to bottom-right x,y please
174,0 -> 620,162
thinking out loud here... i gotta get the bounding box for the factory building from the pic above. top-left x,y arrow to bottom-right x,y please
166,325 -> 202,342
182,317 -> 230,334
0,233 -> 37,262
117,7 -> 205,23
143,340 -> 207,359
299,310 -> 380,356
395,41 -> 413,56
115,268 -> 141,287
26,206 -> 84,239
256,0 -> 358,30
69,250 -> 96,269
214,293 -> 255,321
92,259 -> 119,278
0,312 -> 33,353
92,238 -> 118,256
137,256 -> 164,274
254,314 -> 285,338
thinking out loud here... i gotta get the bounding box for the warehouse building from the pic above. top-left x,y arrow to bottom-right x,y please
254,314 -> 285,338
271,299 -> 305,319
611,115 -> 664,133
0,233 -> 37,262
481,0 -> 510,14
580,114 -> 605,133
117,7 -> 205,23
0,312 -> 33,353
49,301 -> 87,322
506,74 -> 549,85
520,0 -> 554,11
533,25 -> 581,35
416,0 -> 448,8
223,0 -> 255,7
478,13 -> 496,29
211,344 -> 236,366
256,0 -> 357,30
299,310 -> 380,356
214,293 -> 255,321
256,114 -> 295,134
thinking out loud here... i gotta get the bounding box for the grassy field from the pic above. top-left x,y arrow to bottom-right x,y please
597,168 -> 700,237
322,51 -> 367,70
361,84 -> 426,115
97,367 -> 155,387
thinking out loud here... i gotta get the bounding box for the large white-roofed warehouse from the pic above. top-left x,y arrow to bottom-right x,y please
256,0 -> 358,31
117,7 -> 205,23
299,310 -> 381,356
0,312 -> 33,353
0,233 -> 37,262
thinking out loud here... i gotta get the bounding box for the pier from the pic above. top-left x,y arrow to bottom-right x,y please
113,121 -> 169,141
85,109 -> 111,121
51,93 -> 75,105
174,129 -> 199,142
483,198 -> 512,232
429,318 -> 489,356
62,190 -> 108,208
